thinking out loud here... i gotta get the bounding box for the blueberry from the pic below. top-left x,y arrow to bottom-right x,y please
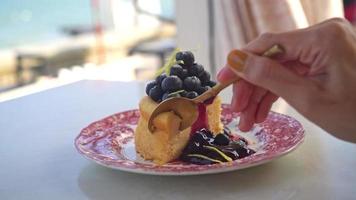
170,64 -> 182,75
235,147 -> 253,158
191,132 -> 211,146
196,86 -> 210,95
177,63 -> 186,68
230,140 -> 247,148
161,75 -> 183,92
213,134 -> 230,146
149,85 -> 163,102
206,80 -> 217,87
169,64 -> 188,80
183,51 -> 195,66
176,51 -> 194,67
198,70 -> 211,84
180,90 -> 188,97
156,73 -> 167,85
181,132 -> 210,155
181,69 -> 189,80
198,128 -> 214,138
185,91 -> 198,99
189,63 -> 204,76
184,76 -> 201,91
145,80 -> 157,95
175,51 -> 184,61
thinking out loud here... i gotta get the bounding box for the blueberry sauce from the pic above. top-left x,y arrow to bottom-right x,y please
180,127 -> 255,165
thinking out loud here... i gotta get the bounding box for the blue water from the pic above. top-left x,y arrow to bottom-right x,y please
0,0 -> 92,49
0,0 -> 175,49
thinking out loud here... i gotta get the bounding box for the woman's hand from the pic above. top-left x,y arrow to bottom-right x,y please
217,18 -> 356,143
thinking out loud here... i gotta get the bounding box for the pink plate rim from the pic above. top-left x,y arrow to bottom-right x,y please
74,104 -> 305,175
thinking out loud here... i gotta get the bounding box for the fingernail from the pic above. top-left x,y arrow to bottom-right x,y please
227,50 -> 248,73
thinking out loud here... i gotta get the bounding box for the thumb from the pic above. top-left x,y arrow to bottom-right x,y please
227,50 -> 314,104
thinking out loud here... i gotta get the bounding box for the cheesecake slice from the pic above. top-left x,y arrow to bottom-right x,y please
135,96 -> 223,165
134,50 -> 224,165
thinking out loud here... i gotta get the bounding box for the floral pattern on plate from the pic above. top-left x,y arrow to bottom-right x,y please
75,104 -> 305,175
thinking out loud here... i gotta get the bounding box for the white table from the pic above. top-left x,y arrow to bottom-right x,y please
1,80 -> 355,200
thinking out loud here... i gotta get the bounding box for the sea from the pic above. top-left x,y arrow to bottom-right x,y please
0,0 -> 91,49
0,0 -> 174,50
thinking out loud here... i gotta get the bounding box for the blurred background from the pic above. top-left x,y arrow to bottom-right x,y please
0,0 -> 355,102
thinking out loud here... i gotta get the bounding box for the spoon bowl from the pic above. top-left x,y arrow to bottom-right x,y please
148,97 -> 199,132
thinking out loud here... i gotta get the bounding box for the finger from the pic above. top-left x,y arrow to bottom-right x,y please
243,33 -> 280,54
256,92 -> 279,123
228,51 -> 313,107
238,87 -> 268,131
239,104 -> 257,132
283,60 -> 310,76
243,32 -> 301,62
217,66 -> 237,84
232,80 -> 254,112
218,66 -> 254,113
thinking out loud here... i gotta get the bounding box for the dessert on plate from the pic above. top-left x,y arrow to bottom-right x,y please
135,50 -> 255,165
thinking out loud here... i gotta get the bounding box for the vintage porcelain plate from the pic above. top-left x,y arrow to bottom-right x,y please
75,104 -> 305,175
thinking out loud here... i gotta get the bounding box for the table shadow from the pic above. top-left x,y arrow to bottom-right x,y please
77,157 -> 302,200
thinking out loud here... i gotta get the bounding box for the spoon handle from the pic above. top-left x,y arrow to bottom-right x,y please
193,77 -> 239,103
193,44 -> 284,103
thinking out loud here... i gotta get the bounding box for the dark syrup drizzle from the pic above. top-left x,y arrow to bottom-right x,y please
180,97 -> 255,165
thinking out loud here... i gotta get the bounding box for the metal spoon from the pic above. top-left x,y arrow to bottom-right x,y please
148,45 -> 284,133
